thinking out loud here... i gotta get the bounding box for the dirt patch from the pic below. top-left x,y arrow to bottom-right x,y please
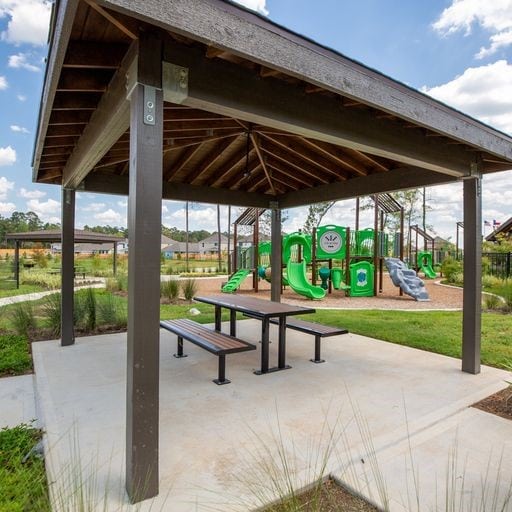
269,478 -> 377,512
473,387 -> 512,421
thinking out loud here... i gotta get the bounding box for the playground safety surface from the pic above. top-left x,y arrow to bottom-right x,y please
197,275 -> 463,310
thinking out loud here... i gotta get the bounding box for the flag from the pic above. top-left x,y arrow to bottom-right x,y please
493,219 -> 501,227
484,220 -> 491,227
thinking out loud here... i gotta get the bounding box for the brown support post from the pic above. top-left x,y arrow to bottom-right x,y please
373,194 -> 379,296
126,31 -> 163,503
254,209 -> 259,292
233,223 -> 238,272
61,188 -> 75,346
462,175 -> 482,374
14,241 -> 20,289
311,227 -> 317,285
270,203 -> 282,302
379,210 -> 384,293
399,207 -> 404,296
113,241 -> 118,276
355,197 -> 360,231
227,205 -> 231,275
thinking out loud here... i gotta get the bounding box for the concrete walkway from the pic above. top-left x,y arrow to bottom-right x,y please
0,374 -> 36,428
0,282 -> 105,307
31,320 -> 512,511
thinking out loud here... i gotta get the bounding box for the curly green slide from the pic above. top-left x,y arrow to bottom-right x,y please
287,260 -> 326,300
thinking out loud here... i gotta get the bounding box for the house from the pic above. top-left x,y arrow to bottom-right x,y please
161,241 -> 200,259
198,233 -> 229,255
485,217 -> 512,242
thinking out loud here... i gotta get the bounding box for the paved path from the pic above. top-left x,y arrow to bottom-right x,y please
0,282 -> 105,307
0,374 -> 36,428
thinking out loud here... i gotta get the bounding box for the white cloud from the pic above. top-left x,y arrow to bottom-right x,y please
233,0 -> 268,16
16,94 -> 25,101
0,146 -> 16,166
422,60 -> 512,135
27,198 -> 60,220
8,52 -> 40,72
433,0 -> 512,58
0,177 -> 14,200
117,200 -> 127,208
82,202 -> 106,212
10,124 -> 28,133
167,205 -> 229,232
94,208 -> 124,225
0,0 -> 52,45
19,187 -> 45,199
0,76 -> 7,90
0,202 -> 15,215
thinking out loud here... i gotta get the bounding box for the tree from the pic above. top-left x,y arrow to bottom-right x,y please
216,204 -> 222,269
303,201 -> 336,234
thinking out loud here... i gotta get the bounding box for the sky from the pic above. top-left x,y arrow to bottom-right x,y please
0,0 -> 511,241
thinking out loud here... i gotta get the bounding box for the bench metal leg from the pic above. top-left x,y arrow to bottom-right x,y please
310,335 -> 325,364
214,355 -> 231,385
173,336 -> 188,358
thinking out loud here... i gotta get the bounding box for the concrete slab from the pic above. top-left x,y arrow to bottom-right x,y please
32,320 -> 511,511
0,374 -> 36,428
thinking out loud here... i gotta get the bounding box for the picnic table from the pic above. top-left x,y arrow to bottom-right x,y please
194,294 -> 315,375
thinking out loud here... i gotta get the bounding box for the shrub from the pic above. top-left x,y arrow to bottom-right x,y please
482,274 -> 503,289
42,293 -> 61,337
97,293 -> 127,329
441,257 -> 463,284
501,283 -> 512,313
9,303 -> 36,338
0,334 -> 31,376
481,256 -> 491,276
75,288 -> 97,331
20,270 -> 60,290
450,272 -> 464,285
182,279 -> 198,301
483,293 -> 501,311
161,279 -> 180,302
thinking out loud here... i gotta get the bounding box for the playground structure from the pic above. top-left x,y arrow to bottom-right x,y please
408,225 -> 437,279
222,194 -> 437,301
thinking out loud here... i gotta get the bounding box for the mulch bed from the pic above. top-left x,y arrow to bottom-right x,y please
269,478 -> 377,512
473,387 -> 512,421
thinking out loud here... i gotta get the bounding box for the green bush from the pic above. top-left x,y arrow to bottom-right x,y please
97,293 -> 127,329
481,256 -> 491,275
161,279 -> 180,302
9,303 -> 36,338
42,293 -> 61,337
482,274 -> 503,289
74,288 -> 97,331
0,423 -> 49,511
0,334 -> 31,376
484,293 -> 502,311
441,257 -> 463,284
20,270 -> 60,290
182,279 -> 198,301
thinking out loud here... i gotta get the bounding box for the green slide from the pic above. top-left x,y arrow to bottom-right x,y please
287,260 -> 326,300
417,251 -> 437,279
221,269 -> 251,293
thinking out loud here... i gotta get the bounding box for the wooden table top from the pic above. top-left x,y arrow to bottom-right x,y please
194,294 -> 316,318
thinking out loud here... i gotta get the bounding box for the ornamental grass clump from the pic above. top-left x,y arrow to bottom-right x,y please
97,293 -> 127,329
182,278 -> 198,301
161,279 -> 180,302
9,302 -> 36,338
42,292 -> 61,337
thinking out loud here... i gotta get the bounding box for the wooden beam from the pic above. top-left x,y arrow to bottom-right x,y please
46,125 -> 83,137
164,143 -> 203,180
280,166 -> 457,208
260,66 -> 281,78
249,133 -> 276,195
49,110 -> 92,125
81,172 -> 273,207
208,146 -> 255,186
222,156 -> 260,189
57,68 -> 113,92
162,42 -> 475,177
52,92 -> 102,110
61,41 -> 137,188
84,0 -> 137,39
164,130 -> 243,150
63,41 -> 128,68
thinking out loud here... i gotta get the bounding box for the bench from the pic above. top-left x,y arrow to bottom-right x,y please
269,318 -> 348,363
160,318 -> 256,385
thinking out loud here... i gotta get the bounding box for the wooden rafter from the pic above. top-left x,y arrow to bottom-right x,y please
224,157 -> 260,189
164,130 -> 244,151
164,144 -> 203,181
208,146 -> 255,187
344,147 -> 390,172
249,133 -> 276,195
83,0 -> 137,39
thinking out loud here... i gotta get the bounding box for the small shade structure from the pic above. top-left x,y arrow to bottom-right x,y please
5,229 -> 123,288
485,217 -> 512,242
31,0 -> 512,504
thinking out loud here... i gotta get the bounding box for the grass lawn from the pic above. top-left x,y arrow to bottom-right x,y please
303,309 -> 512,369
0,423 -> 50,511
0,284 -> 46,299
0,335 -> 31,377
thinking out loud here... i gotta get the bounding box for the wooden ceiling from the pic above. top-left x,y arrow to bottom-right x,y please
35,0 -> 512,197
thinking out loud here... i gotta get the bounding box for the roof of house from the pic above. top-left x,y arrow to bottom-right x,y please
162,242 -> 200,253
6,229 -> 123,244
485,217 -> 512,242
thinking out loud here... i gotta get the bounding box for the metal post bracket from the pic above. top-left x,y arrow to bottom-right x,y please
162,62 -> 189,104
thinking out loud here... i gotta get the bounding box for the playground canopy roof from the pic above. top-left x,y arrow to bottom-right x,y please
5,229 -> 123,244
372,194 -> 403,214
32,0 -> 512,207
234,208 -> 267,226
485,217 -> 512,242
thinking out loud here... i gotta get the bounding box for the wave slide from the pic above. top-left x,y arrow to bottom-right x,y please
221,269 -> 251,293
287,260 -> 326,300
384,258 -> 429,301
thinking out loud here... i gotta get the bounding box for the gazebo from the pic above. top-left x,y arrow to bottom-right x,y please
32,0 -> 512,503
5,229 -> 122,287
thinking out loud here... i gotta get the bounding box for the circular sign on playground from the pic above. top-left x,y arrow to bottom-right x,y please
319,231 -> 343,254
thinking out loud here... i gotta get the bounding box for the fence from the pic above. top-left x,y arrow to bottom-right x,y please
482,252 -> 512,279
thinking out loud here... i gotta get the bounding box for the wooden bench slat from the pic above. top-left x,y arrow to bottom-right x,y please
269,318 -> 348,337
